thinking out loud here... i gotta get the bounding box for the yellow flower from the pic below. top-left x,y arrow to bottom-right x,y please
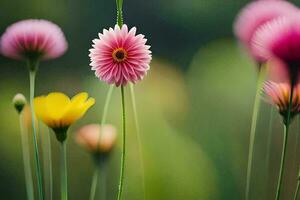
34,92 -> 95,141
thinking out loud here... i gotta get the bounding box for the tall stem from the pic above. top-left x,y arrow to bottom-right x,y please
117,86 -> 126,200
294,168 -> 300,200
60,141 -> 68,200
116,0 -> 123,26
130,83 -> 146,200
19,113 -> 35,200
89,167 -> 99,200
42,128 -> 53,200
245,66 -> 266,200
29,69 -> 44,200
265,107 -> 274,199
275,84 -> 294,200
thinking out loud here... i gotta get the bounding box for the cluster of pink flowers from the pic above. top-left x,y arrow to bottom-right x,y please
234,0 -> 300,120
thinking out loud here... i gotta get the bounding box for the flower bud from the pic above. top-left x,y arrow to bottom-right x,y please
12,93 -> 27,113
76,124 -> 117,154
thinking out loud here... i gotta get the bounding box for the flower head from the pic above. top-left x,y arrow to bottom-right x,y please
13,93 -> 27,113
34,92 -> 95,142
76,124 -> 117,154
234,0 -> 297,62
0,19 -> 68,61
263,81 -> 300,123
253,14 -> 300,82
89,24 -> 152,86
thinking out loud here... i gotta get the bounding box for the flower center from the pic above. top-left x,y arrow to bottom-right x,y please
112,48 -> 127,62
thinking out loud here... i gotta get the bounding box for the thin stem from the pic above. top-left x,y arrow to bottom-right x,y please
100,85 -> 114,126
100,163 -> 107,200
130,83 -> 146,200
60,141 -> 68,200
245,66 -> 266,200
275,125 -> 289,200
42,128 -> 53,200
294,172 -> 300,200
19,113 -> 35,200
275,84 -> 294,200
29,69 -> 44,200
89,168 -> 99,200
264,107 -> 274,200
89,85 -> 114,200
117,86 -> 126,200
116,0 -> 123,27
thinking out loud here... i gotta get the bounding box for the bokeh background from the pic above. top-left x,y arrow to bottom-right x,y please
1,0 -> 300,199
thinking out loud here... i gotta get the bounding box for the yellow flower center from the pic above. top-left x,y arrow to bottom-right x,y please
112,48 -> 127,62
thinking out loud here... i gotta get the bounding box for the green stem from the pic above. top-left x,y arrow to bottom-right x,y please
42,128 -> 53,200
265,107 -> 274,199
294,173 -> 300,200
130,83 -> 146,200
100,163 -> 107,200
275,84 -> 294,200
117,86 -> 126,200
116,0 -> 123,27
60,141 -> 68,200
245,67 -> 266,200
29,69 -> 44,200
90,85 -> 114,200
275,124 -> 289,200
19,113 -> 35,200
89,168 -> 99,200
100,85 -> 114,126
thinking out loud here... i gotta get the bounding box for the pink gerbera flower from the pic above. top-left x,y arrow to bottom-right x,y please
234,0 -> 297,62
89,24 -> 152,86
264,81 -> 300,123
253,14 -> 300,83
0,19 -> 68,61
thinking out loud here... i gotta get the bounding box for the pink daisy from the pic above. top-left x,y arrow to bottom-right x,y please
234,0 -> 297,62
89,24 -> 152,86
252,14 -> 300,83
0,19 -> 68,61
264,81 -> 300,122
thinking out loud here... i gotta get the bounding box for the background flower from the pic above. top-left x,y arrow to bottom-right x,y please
76,124 -> 117,153
234,0 -> 297,62
0,19 -> 68,61
89,24 -> 152,86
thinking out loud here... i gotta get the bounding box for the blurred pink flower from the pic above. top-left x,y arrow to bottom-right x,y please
0,19 -> 67,61
253,14 -> 300,82
89,24 -> 152,86
264,81 -> 300,121
234,0 -> 297,62
76,124 -> 117,153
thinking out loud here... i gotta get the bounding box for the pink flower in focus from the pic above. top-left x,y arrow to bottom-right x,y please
264,81 -> 300,122
76,124 -> 117,153
0,19 -> 68,61
252,14 -> 300,82
89,24 -> 152,86
234,0 -> 297,62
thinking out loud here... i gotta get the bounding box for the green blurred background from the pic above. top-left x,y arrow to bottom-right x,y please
1,0 -> 300,199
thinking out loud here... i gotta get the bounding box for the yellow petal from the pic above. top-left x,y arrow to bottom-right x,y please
61,97 -> 95,127
71,92 -> 88,105
45,92 -> 71,120
34,96 -> 46,119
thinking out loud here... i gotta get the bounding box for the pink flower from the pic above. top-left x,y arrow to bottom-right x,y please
234,0 -> 297,62
252,14 -> 300,83
76,124 -> 117,153
0,19 -> 68,61
263,81 -> 300,122
89,24 -> 152,86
